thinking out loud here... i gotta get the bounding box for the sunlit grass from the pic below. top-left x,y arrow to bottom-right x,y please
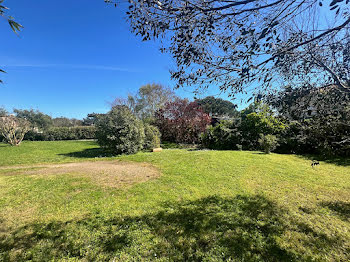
0,141 -> 349,261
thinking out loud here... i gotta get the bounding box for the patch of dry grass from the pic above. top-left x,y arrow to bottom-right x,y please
1,161 -> 160,188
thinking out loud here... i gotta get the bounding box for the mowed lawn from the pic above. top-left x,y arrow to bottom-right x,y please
0,141 -> 349,261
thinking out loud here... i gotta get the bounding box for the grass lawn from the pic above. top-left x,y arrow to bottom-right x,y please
0,141 -> 349,261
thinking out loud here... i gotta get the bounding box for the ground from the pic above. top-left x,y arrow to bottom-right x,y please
0,141 -> 349,261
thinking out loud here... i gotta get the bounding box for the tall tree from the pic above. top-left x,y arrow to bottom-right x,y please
14,109 -> 53,130
111,83 -> 176,121
195,96 -> 238,117
107,0 -> 350,95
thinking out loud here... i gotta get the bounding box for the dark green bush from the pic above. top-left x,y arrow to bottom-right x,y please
143,124 -> 161,150
201,120 -> 241,150
95,106 -> 145,155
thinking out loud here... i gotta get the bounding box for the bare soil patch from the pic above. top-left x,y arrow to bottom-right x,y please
2,161 -> 160,188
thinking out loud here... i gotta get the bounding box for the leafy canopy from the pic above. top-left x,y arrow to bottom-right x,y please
107,0 -> 350,96
195,96 -> 238,117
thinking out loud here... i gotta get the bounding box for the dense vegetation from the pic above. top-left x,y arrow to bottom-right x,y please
95,106 -> 146,155
195,96 -> 238,117
0,141 -> 349,261
155,98 -> 211,144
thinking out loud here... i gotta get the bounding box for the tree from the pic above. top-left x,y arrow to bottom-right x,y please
14,109 -> 53,130
107,0 -> 350,96
195,96 -> 238,117
52,117 -> 83,127
0,116 -> 30,146
0,107 -> 8,117
111,83 -> 176,121
267,85 -> 350,155
1,0 -> 23,83
240,103 -> 286,149
202,119 -> 242,150
155,98 -> 211,143
95,105 -> 145,154
83,113 -> 103,126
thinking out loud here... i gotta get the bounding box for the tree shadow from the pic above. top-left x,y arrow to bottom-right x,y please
59,148 -> 117,158
0,195 -> 346,261
320,201 -> 350,221
295,154 -> 350,167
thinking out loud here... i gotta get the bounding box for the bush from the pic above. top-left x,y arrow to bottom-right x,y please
95,106 -> 145,155
240,112 -> 286,150
24,126 -> 96,141
143,124 -> 161,150
258,134 -> 278,154
201,120 -> 241,150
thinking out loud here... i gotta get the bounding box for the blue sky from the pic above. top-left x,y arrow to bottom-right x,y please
1,0 -> 245,119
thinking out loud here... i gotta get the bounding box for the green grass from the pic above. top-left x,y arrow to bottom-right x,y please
0,140 -> 111,166
0,141 -> 349,261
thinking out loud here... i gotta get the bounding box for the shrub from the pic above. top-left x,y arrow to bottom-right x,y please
201,120 -> 241,150
143,124 -> 161,150
240,112 -> 286,150
155,98 -> 211,144
258,134 -> 278,154
95,106 -> 145,155
24,126 -> 96,141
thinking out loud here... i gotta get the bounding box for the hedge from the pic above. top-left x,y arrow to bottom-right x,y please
24,126 -> 96,141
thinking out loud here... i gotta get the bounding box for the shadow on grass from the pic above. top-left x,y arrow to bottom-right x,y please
1,195 -> 346,261
296,154 -> 350,167
59,148 -> 117,158
320,201 -> 350,221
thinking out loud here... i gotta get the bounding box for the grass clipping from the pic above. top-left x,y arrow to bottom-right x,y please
5,161 -> 160,188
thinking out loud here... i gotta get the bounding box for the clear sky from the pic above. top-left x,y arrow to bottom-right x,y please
1,0 -> 245,119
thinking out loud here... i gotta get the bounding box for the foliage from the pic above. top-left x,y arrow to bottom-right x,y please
0,0 -> 23,83
82,113 -> 100,126
25,126 -> 96,141
0,106 -> 8,117
0,143 -> 350,261
143,124 -> 161,150
202,120 -> 241,150
107,0 -> 350,95
258,134 -> 278,154
240,111 -> 286,150
195,96 -> 238,117
155,98 -> 211,144
52,117 -> 83,127
0,116 -> 30,146
268,85 -> 350,156
95,106 -> 145,154
202,103 -> 285,151
14,109 -> 53,130
111,83 -> 176,121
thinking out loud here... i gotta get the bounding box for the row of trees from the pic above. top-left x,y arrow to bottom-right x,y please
0,107 -> 97,145
96,84 -> 215,153
2,82 -> 348,156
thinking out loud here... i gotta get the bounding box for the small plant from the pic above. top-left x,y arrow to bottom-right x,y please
258,134 -> 278,154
